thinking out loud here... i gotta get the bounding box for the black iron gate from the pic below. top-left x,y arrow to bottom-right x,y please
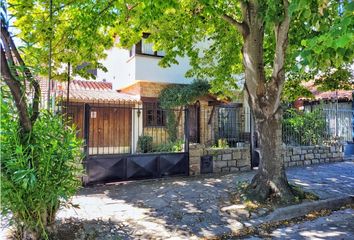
84,152 -> 189,185
82,103 -> 190,185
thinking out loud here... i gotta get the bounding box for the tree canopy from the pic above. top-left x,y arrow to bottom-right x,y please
8,1 -> 353,90
111,0 -> 353,94
7,0 -> 117,80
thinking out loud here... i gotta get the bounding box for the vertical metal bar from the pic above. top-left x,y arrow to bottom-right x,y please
66,62 -> 70,121
184,107 -> 190,153
84,103 -> 90,165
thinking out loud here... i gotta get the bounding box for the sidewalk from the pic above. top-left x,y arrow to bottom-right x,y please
2,162 -> 353,239
243,208 -> 354,240
53,161 -> 354,239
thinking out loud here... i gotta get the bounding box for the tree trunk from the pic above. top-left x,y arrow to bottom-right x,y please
247,111 -> 294,202
236,0 -> 295,203
1,46 -> 32,135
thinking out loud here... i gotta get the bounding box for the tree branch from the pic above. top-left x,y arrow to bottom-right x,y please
1,45 -> 32,134
222,14 -> 249,36
270,0 -> 290,114
272,0 -> 290,84
1,25 -> 40,123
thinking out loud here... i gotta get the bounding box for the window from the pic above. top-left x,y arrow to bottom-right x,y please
144,102 -> 166,127
135,33 -> 165,57
141,38 -> 154,55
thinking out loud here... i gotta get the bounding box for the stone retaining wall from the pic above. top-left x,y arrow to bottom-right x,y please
189,144 -> 251,175
283,145 -> 344,167
189,143 -> 344,175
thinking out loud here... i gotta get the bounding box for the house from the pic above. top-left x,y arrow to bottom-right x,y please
44,36 -> 253,184
295,81 -> 354,157
54,36 -> 251,156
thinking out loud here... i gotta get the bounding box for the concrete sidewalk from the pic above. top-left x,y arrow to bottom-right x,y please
53,161 -> 354,239
2,162 -> 353,239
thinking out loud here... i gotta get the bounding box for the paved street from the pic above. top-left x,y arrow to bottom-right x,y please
246,208 -> 354,240
287,161 -> 354,199
55,161 -> 354,239
1,161 -> 354,239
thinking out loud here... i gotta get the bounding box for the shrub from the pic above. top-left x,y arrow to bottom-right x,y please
166,110 -> 178,142
282,109 -> 326,145
137,136 -> 153,153
0,97 -> 83,239
153,139 -> 184,153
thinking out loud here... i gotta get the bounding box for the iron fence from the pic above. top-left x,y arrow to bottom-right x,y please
197,104 -> 251,148
282,108 -> 354,146
57,99 -> 251,155
58,100 -> 189,155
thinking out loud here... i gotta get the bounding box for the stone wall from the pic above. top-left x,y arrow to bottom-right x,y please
189,143 -> 344,176
283,145 -> 344,167
189,144 -> 251,175
207,147 -> 251,173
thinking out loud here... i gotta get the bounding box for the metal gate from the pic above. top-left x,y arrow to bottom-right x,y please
84,152 -> 189,185
81,103 -> 190,185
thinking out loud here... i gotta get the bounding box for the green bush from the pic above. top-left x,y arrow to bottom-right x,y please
153,139 -> 184,153
137,136 -> 153,153
166,110 -> 178,142
0,98 -> 83,239
282,109 -> 326,145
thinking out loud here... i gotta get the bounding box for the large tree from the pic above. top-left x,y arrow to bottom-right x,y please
7,0 -> 354,203
111,0 -> 353,202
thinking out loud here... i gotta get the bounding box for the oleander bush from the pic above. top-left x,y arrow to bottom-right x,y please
0,93 -> 83,239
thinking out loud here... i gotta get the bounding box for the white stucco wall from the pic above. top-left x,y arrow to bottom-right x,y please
97,47 -> 136,90
97,47 -> 193,90
134,55 -> 192,85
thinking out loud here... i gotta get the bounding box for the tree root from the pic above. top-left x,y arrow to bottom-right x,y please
246,172 -> 297,205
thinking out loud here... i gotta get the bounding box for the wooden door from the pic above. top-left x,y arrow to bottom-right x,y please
89,107 -> 132,154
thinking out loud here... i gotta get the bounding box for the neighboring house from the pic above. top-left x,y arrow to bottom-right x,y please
295,81 -> 354,156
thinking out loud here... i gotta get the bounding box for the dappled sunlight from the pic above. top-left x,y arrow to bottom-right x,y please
171,180 -> 188,186
55,162 -> 354,239
300,230 -> 347,238
55,171 -> 261,239
292,179 -> 310,187
288,162 -> 354,199
271,227 -> 348,239
325,177 -> 339,182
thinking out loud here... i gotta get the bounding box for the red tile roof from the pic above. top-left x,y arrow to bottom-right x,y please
300,81 -> 353,101
69,80 -> 112,91
56,80 -> 140,103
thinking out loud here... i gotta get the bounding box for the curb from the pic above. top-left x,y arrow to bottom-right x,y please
248,195 -> 354,226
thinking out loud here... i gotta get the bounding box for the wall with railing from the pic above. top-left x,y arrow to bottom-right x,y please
282,108 -> 353,146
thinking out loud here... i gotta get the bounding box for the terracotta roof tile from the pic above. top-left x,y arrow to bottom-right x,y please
300,81 -> 353,101
54,80 -> 140,103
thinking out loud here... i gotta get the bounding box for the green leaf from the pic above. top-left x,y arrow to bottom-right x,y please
335,34 -> 352,49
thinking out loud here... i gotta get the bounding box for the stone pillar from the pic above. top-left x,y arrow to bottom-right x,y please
189,143 -> 203,175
